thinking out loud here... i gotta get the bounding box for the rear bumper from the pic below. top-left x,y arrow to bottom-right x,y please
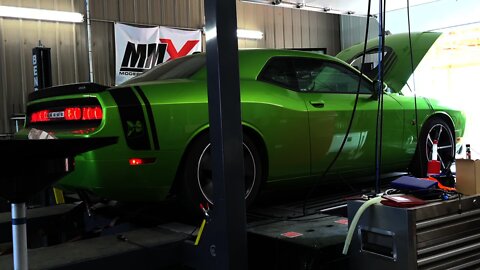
57,151 -> 182,202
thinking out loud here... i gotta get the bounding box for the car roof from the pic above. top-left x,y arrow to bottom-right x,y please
193,49 -> 346,80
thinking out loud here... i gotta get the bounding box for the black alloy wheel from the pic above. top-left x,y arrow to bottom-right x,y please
410,117 -> 455,177
179,133 -> 262,216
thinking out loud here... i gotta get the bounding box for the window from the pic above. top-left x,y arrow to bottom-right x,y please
121,54 -> 205,85
259,56 -> 372,94
293,58 -> 372,94
258,57 -> 297,90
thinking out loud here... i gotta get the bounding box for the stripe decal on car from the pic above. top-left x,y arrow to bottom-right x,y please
134,86 -> 160,150
109,87 -> 151,150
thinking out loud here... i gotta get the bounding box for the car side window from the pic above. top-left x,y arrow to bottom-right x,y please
258,57 -> 298,90
259,56 -> 372,94
293,58 -> 372,94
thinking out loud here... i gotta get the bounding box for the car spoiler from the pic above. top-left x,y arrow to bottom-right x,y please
28,83 -> 109,102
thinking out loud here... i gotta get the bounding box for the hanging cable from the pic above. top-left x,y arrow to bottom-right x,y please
302,0 -> 373,216
407,0 -> 423,176
85,0 -> 94,83
374,0 -> 387,194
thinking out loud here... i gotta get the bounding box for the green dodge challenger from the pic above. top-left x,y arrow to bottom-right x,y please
19,32 -> 466,212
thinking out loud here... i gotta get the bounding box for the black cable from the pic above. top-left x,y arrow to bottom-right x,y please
374,4 -> 381,194
189,226 -> 199,236
407,0 -> 423,176
302,0 -> 373,216
374,0 -> 388,194
379,0 -> 387,189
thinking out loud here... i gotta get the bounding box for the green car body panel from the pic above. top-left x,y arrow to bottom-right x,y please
18,32 -> 466,202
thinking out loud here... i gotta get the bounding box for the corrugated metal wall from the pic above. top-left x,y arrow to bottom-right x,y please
0,0 -> 87,134
0,0 -> 340,134
340,15 -> 379,50
236,3 -> 340,51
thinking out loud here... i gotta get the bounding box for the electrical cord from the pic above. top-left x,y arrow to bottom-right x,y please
301,0 -> 373,216
189,226 -> 199,236
407,0 -> 424,176
374,0 -> 387,194
388,187 -> 463,203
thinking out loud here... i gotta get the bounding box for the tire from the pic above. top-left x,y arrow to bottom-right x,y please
410,117 -> 455,177
178,133 -> 263,216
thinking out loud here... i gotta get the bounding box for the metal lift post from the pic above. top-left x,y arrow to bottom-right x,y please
193,0 -> 249,269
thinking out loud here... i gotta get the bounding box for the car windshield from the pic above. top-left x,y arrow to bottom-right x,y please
121,54 -> 205,85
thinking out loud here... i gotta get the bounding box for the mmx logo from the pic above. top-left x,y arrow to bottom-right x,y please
120,42 -> 167,73
119,39 -> 200,74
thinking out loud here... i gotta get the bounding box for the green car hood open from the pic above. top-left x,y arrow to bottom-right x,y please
336,32 -> 441,92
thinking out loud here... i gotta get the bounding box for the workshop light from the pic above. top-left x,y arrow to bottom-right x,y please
237,29 -> 264,40
0,5 -> 84,23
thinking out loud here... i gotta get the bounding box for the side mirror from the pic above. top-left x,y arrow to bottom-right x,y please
372,81 -> 388,100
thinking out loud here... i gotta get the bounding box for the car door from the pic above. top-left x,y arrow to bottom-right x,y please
292,57 -> 405,176
253,56 -> 311,180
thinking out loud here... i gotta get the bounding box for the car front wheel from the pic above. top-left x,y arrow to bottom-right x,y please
410,117 -> 455,177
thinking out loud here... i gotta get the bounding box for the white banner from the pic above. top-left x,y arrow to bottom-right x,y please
114,23 -> 201,85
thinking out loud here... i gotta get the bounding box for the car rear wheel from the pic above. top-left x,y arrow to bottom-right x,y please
410,117 -> 455,177
179,133 -> 262,216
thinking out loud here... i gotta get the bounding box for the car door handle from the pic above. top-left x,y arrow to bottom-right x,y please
310,100 -> 325,108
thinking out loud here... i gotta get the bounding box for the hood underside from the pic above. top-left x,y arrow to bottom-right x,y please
336,32 -> 441,92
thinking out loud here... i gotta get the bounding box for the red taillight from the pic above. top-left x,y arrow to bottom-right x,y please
64,107 -> 82,120
31,110 -> 50,123
129,158 -> 156,166
94,107 -> 103,119
82,106 -> 103,120
30,106 -> 102,123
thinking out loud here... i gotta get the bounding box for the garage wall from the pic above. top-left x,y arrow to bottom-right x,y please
340,15 -> 379,50
0,0 -> 87,134
88,0 -> 207,86
0,0 -> 340,134
236,3 -> 340,51
89,1 -> 341,86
